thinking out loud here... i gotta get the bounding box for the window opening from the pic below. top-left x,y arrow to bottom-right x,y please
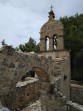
53,36 -> 57,49
45,36 -> 49,51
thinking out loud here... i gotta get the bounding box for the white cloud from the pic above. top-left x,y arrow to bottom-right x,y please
0,0 -> 83,47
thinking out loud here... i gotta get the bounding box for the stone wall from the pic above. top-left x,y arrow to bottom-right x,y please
67,101 -> 83,111
0,46 -> 69,111
39,50 -> 71,100
0,46 -> 49,101
71,83 -> 83,105
40,85 -> 67,111
3,77 -> 40,110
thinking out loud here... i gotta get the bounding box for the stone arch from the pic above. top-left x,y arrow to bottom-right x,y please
0,46 -> 51,89
32,67 -> 50,93
0,46 -> 68,111
21,67 -> 49,82
32,67 -> 49,82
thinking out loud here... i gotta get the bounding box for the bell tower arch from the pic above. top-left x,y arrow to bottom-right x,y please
40,8 -> 64,51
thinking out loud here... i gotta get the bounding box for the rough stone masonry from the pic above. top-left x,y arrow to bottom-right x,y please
0,8 -> 82,111
0,45 -> 67,111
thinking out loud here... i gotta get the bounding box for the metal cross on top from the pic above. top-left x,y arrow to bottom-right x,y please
50,5 -> 53,10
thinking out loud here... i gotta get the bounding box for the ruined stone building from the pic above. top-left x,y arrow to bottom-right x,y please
0,8 -> 83,111
39,8 -> 71,100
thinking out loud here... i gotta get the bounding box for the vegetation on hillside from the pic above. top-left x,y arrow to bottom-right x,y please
18,37 -> 40,53
60,13 -> 83,81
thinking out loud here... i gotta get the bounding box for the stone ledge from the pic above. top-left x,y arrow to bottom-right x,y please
16,77 -> 39,87
67,101 -> 83,111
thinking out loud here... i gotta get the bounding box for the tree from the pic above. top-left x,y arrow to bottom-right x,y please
60,13 -> 83,81
1,39 -> 7,46
19,37 -> 40,53
34,43 -> 40,53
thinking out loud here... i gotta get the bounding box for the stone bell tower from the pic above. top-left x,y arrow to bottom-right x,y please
40,8 -> 64,51
39,8 -> 71,100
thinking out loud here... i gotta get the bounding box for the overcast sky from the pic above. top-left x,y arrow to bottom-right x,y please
0,0 -> 83,47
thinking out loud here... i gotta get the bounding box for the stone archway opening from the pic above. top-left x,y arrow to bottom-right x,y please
53,35 -> 57,49
13,67 -> 50,111
21,66 -> 49,82
21,69 -> 36,81
45,36 -> 50,51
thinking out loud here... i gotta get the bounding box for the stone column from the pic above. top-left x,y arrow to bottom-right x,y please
40,84 -> 67,111
57,36 -> 64,50
49,37 -> 53,51
40,38 -> 46,51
